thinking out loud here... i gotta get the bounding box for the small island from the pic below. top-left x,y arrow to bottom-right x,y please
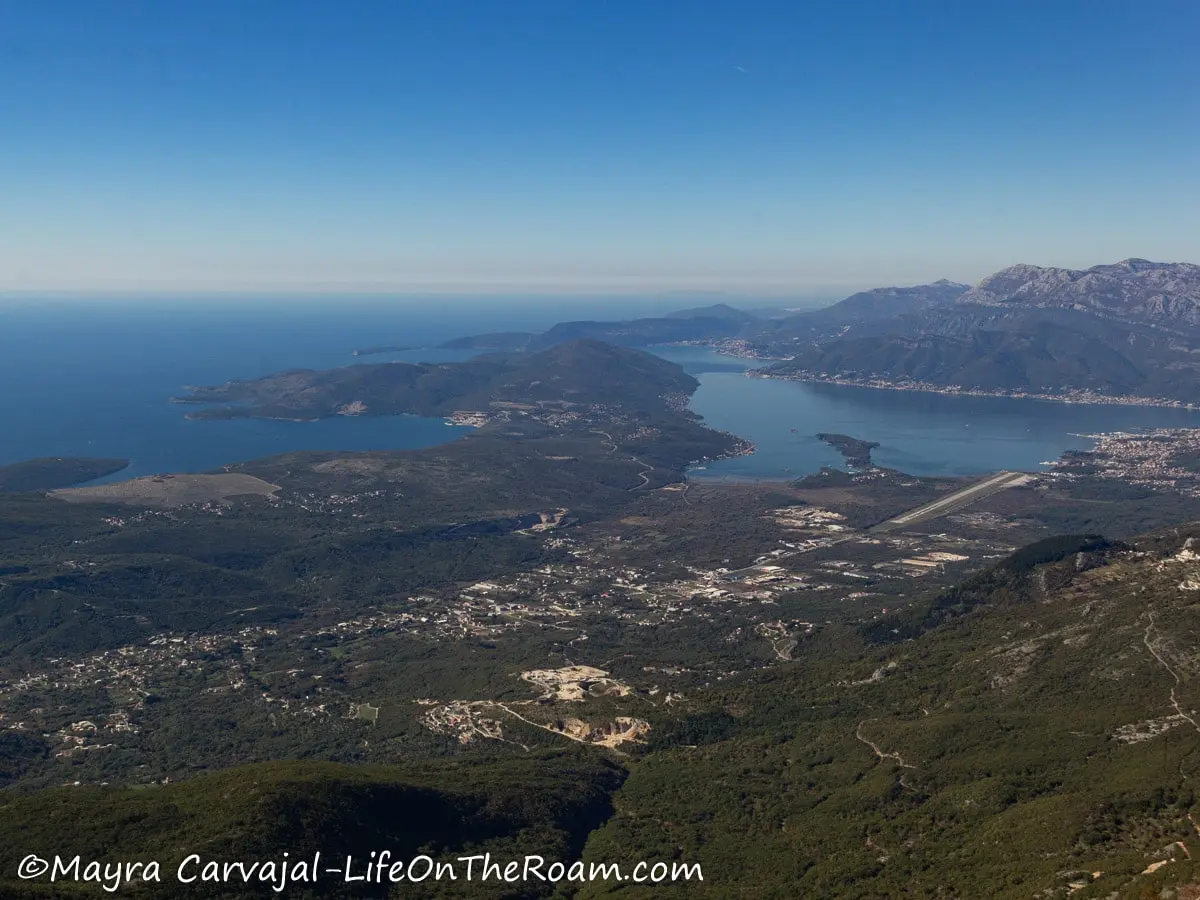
816,433 -> 879,469
0,456 -> 130,492
351,345 -> 414,357
439,332 -> 537,351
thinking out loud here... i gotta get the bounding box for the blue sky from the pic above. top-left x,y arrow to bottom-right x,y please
2,0 -> 1197,296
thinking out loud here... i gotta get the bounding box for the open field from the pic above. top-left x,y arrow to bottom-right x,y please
51,473 -> 281,507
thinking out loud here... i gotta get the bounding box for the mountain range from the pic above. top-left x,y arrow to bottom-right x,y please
959,259 -> 1200,331
437,258 -> 1200,403
760,260 -> 1200,402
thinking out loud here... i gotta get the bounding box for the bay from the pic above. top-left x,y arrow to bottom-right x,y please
4,304 -> 1198,488
650,346 -> 1200,479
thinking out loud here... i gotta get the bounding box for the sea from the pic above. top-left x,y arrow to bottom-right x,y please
3,298 -> 1199,485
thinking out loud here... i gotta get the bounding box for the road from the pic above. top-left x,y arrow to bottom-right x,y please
872,470 -> 1034,532
593,429 -> 653,490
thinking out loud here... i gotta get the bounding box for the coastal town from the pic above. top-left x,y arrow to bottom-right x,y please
745,366 -> 1200,410
1046,428 -> 1200,496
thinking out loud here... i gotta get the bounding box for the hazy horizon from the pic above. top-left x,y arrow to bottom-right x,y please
3,255 -> 1196,308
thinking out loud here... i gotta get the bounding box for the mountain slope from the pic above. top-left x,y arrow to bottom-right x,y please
6,525 -> 1200,897
758,279 -> 971,342
0,753 -> 623,898
578,527 -> 1200,898
764,323 -> 1161,396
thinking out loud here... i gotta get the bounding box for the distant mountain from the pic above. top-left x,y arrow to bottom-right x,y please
758,279 -> 970,341
662,302 -> 759,323
442,303 -> 761,352
531,314 -> 750,349
958,259 -> 1200,332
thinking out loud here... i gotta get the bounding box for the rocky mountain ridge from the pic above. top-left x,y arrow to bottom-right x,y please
958,258 -> 1200,332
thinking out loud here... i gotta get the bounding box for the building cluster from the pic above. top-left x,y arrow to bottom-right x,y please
1048,428 -> 1200,496
0,627 -> 279,757
0,466 -> 1029,774
741,366 -> 1200,411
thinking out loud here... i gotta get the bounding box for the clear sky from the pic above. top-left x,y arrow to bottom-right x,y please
2,0 -> 1197,296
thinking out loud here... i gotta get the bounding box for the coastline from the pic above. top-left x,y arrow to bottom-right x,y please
671,339 -> 1200,412
746,370 -> 1200,412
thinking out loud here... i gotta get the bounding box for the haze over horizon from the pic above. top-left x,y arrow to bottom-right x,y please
3,0 -> 1198,296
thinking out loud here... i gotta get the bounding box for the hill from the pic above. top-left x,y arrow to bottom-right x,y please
439,331 -> 538,351
174,340 -> 699,420
528,314 -> 751,350
0,753 -> 623,898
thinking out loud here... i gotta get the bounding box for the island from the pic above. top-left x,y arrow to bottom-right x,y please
0,456 -> 130,492
816,432 -> 879,469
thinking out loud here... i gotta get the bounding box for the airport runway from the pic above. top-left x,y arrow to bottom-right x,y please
873,471 -> 1035,532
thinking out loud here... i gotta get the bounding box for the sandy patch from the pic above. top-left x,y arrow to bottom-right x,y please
52,473 -> 280,507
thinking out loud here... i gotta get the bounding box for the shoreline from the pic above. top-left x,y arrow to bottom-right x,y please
747,370 -> 1200,411
670,341 -> 1200,411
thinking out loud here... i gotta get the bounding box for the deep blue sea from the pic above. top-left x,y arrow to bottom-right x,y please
0,297 -> 680,483
3,300 -> 1199,484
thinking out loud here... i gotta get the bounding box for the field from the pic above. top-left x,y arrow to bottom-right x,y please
52,473 -> 282,507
